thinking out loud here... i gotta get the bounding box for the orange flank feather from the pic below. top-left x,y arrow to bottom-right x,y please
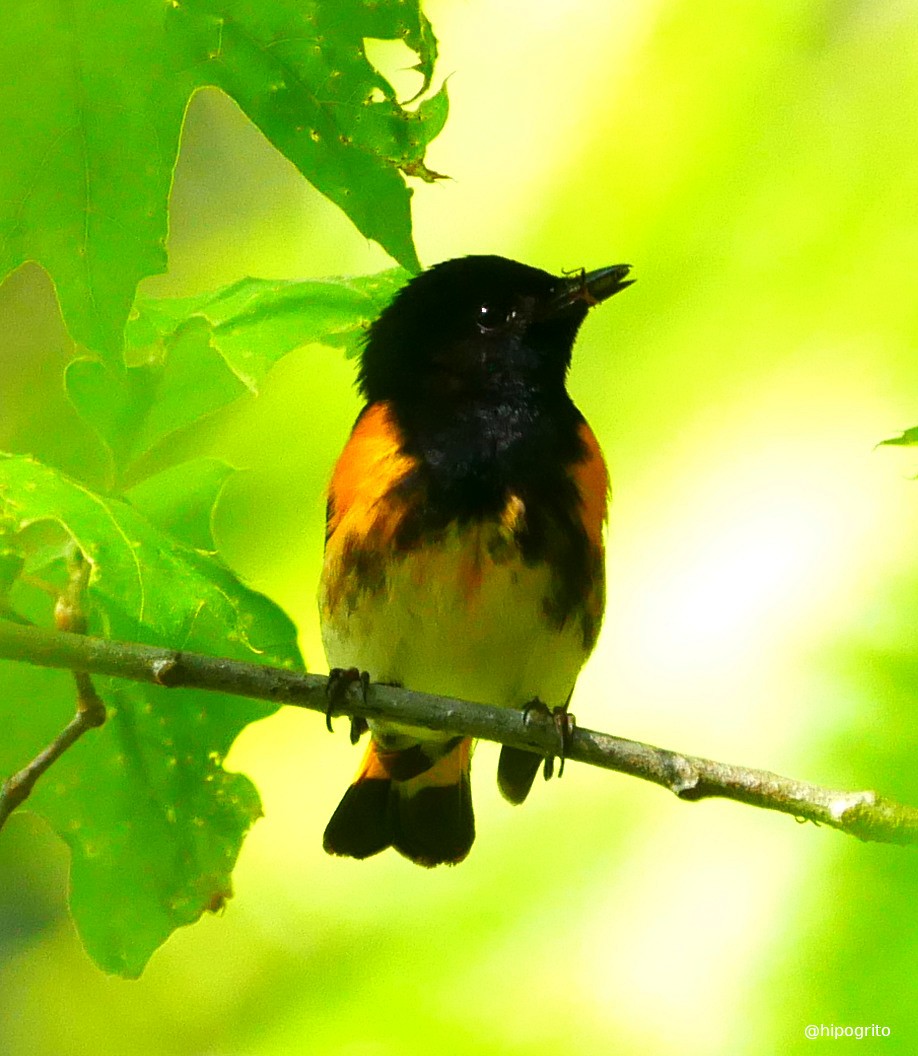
325,401 -> 415,543
321,401 -> 418,618
574,421 -> 611,549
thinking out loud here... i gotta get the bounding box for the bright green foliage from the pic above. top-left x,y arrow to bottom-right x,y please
0,453 -> 301,976
0,263 -> 410,975
66,269 -> 407,485
880,427 -> 918,447
125,459 -> 235,552
1,200 -> 410,970
0,0 -> 442,360
127,269 -> 412,384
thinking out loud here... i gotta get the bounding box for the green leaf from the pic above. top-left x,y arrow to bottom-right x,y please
65,323 -> 247,484
178,1 -> 447,270
126,267 -> 410,387
0,5 -> 180,361
880,426 -> 918,447
0,1 -> 443,360
66,269 -> 407,481
0,510 -> 25,600
125,458 -> 235,553
0,453 -> 302,977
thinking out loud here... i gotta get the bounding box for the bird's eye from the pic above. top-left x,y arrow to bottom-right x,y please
477,303 -> 517,332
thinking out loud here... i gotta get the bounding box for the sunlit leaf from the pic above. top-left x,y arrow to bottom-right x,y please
0,1 -> 442,360
125,268 -> 410,388
65,326 -> 246,485
125,458 -> 235,553
0,453 -> 302,976
66,269 -> 407,483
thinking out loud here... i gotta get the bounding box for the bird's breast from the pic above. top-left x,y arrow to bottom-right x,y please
320,514 -> 597,711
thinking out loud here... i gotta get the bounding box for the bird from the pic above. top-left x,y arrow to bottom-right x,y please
319,254 -> 632,866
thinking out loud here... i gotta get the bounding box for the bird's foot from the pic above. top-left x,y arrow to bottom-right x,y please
325,667 -> 370,743
521,699 -> 576,781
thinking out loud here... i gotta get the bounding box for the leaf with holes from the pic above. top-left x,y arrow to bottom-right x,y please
0,452 -> 302,976
0,0 -> 442,360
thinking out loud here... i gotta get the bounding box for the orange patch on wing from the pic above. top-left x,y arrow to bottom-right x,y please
353,737 -> 472,790
573,421 -> 610,548
354,739 -> 391,782
404,737 -> 472,791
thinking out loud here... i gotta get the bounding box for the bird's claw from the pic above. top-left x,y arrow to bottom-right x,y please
522,699 -> 576,781
349,714 -> 369,745
325,667 -> 370,735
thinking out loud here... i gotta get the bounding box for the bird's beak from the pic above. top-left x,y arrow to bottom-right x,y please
547,264 -> 634,316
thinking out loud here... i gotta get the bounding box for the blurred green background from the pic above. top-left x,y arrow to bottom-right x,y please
2,0 -> 918,1052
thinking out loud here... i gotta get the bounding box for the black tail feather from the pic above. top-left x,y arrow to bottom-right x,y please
323,770 -> 475,867
323,778 -> 393,859
497,745 -> 543,804
393,778 -> 475,867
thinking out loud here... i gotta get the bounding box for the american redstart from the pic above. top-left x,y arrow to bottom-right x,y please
319,254 -> 632,866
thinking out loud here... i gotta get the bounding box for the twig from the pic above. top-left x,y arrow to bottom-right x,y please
0,617 -> 916,845
0,702 -> 105,829
0,554 -> 105,831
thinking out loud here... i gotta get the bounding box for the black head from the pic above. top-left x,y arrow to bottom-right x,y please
358,255 -> 632,408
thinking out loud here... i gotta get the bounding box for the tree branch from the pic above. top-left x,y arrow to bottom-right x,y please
0,617 -> 916,845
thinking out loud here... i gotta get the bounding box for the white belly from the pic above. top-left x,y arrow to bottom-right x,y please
320,526 -> 591,728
